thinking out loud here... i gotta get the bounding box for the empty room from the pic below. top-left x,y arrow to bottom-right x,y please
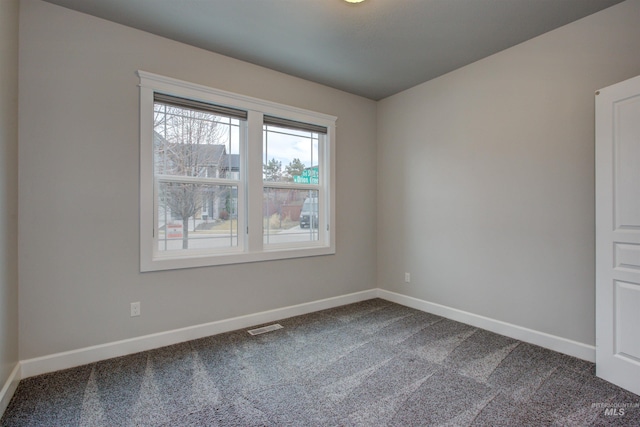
2,0 -> 640,425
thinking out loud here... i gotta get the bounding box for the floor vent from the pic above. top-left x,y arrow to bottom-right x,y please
247,323 -> 284,336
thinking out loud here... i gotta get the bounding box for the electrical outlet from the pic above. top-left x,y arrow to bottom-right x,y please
130,301 -> 141,317
404,272 -> 411,283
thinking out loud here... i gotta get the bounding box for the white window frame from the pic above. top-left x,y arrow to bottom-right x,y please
138,71 -> 336,272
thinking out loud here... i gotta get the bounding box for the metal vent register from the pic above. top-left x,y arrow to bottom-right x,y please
247,323 -> 284,336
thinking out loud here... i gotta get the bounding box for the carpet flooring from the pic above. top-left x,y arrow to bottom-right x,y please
2,299 -> 639,426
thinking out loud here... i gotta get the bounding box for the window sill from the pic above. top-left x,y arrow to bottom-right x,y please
141,245 -> 335,272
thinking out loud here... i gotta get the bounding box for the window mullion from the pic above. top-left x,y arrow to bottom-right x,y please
246,110 -> 264,253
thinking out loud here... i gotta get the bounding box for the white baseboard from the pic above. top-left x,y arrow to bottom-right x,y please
376,289 -> 595,362
20,289 -> 377,379
0,363 -> 21,418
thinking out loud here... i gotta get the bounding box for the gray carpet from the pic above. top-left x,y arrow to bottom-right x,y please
2,299 -> 639,426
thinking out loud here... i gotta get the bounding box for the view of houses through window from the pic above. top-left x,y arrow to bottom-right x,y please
154,101 -> 242,251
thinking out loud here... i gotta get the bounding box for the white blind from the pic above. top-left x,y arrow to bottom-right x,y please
154,92 -> 248,120
263,115 -> 327,134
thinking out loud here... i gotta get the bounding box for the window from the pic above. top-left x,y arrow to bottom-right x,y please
153,93 -> 244,253
138,71 -> 336,271
263,119 -> 324,246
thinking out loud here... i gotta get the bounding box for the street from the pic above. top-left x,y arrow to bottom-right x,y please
157,225 -> 319,251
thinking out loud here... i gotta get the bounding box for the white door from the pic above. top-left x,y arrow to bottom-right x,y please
596,74 -> 640,395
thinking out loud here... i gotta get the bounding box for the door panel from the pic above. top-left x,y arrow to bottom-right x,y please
615,280 -> 640,361
614,243 -> 640,271
614,96 -> 640,229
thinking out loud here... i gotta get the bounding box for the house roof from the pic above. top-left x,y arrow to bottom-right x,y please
154,131 -> 229,168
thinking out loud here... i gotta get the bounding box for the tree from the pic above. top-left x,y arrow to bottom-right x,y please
154,103 -> 227,249
263,158 -> 283,182
285,158 -> 305,182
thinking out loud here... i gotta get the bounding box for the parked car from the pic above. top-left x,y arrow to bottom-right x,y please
300,197 -> 318,229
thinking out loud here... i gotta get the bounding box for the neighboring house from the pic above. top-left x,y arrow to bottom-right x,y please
153,131 -> 239,223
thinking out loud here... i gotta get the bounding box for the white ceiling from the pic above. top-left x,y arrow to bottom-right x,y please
43,0 -> 624,100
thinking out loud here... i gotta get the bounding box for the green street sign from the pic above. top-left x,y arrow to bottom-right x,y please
293,167 -> 319,184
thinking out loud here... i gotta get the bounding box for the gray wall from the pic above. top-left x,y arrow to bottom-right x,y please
377,0 -> 640,346
18,0 -> 377,360
0,0 -> 20,391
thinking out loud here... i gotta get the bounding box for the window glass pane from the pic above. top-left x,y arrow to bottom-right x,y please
263,125 -> 319,184
154,102 -> 241,180
157,182 -> 238,251
263,189 -> 319,245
